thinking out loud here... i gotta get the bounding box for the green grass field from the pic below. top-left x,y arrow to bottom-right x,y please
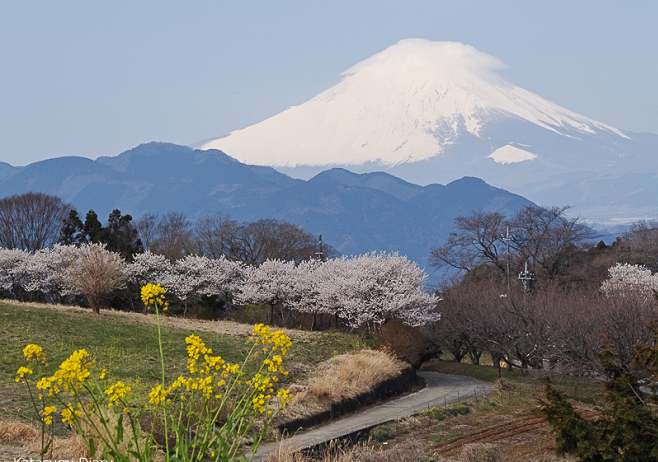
0,301 -> 363,425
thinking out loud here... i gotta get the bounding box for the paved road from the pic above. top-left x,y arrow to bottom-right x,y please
250,372 -> 496,461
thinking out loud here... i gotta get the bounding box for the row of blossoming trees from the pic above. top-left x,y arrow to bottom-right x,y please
0,244 -> 439,331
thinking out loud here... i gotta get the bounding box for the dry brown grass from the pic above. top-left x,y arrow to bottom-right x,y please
457,443 -> 505,462
0,419 -> 88,460
276,350 -> 405,428
26,432 -> 89,460
0,414 -> 154,462
0,420 -> 37,442
266,439 -> 426,462
270,349 -> 406,441
307,350 -> 404,403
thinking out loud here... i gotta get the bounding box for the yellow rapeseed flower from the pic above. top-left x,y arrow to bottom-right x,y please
148,385 -> 169,405
141,283 -> 167,309
23,344 -> 46,364
49,349 -> 93,391
104,381 -> 131,408
61,405 -> 81,425
42,406 -> 57,425
15,366 -> 33,382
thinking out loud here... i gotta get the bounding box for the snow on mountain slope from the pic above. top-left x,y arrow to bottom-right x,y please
201,39 -> 628,168
488,145 -> 538,164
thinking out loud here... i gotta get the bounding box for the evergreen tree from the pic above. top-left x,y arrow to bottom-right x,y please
538,332 -> 658,461
83,210 -> 103,243
59,209 -> 84,245
100,209 -> 143,261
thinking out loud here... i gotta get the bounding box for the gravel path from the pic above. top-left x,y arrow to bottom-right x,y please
251,371 -> 496,461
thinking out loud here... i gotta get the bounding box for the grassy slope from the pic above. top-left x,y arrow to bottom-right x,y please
0,301 -> 363,424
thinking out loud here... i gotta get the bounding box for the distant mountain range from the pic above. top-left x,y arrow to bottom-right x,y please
200,39 -> 658,223
0,142 -> 532,272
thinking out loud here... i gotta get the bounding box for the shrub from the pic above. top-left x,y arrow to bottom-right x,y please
374,319 -> 427,368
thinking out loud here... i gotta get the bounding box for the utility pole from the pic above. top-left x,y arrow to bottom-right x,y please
518,261 -> 535,292
315,235 -> 324,262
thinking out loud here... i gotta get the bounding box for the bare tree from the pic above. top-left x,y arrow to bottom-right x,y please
148,212 -> 195,261
429,206 -> 594,284
428,210 -> 508,275
614,218 -> 658,272
193,212 -> 242,259
0,192 -> 71,252
135,213 -> 159,250
194,215 -> 336,265
510,205 -> 594,279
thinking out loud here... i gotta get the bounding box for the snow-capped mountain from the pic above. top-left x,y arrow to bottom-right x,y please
201,39 -> 658,223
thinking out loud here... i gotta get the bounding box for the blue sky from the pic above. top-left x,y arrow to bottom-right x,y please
1,1 -> 656,167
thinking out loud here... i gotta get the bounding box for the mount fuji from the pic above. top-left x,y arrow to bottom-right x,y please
201,39 -> 658,223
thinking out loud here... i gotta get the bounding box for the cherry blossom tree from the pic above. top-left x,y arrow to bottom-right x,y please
235,259 -> 298,324
22,244 -> 77,303
0,248 -> 29,297
600,263 -> 658,301
125,250 -> 173,288
161,254 -> 245,314
287,259 -> 329,329
329,252 -> 440,332
61,243 -> 127,314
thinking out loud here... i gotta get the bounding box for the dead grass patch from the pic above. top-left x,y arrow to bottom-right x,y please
0,420 -> 37,442
0,413 -> 153,462
267,438 -> 427,462
278,350 -> 405,427
276,350 -> 407,434
26,432 -> 89,460
307,350 -> 404,403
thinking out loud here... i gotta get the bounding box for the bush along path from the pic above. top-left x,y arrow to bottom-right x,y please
250,371 -> 495,461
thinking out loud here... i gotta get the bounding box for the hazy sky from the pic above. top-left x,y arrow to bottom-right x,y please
1,1 -> 656,167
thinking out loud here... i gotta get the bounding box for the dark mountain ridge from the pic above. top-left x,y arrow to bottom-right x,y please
0,142 -> 533,269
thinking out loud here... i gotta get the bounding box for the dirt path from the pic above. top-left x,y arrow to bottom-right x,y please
251,372 -> 495,461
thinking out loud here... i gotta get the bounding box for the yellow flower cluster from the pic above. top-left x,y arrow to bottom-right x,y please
61,404 -> 82,425
264,354 -> 284,373
15,366 -> 33,382
34,349 -> 94,400
52,349 -> 93,392
140,283 -> 168,310
276,389 -> 292,407
104,381 -> 131,408
148,384 -> 170,405
252,324 -> 292,356
23,344 -> 47,364
151,335 -> 243,404
42,406 -> 57,425
252,394 -> 268,413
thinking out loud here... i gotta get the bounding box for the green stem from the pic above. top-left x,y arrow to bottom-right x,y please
155,302 -> 170,459
24,379 -> 45,450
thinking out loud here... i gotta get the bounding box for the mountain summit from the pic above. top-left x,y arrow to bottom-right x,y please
202,39 -> 627,170
201,39 -> 658,222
